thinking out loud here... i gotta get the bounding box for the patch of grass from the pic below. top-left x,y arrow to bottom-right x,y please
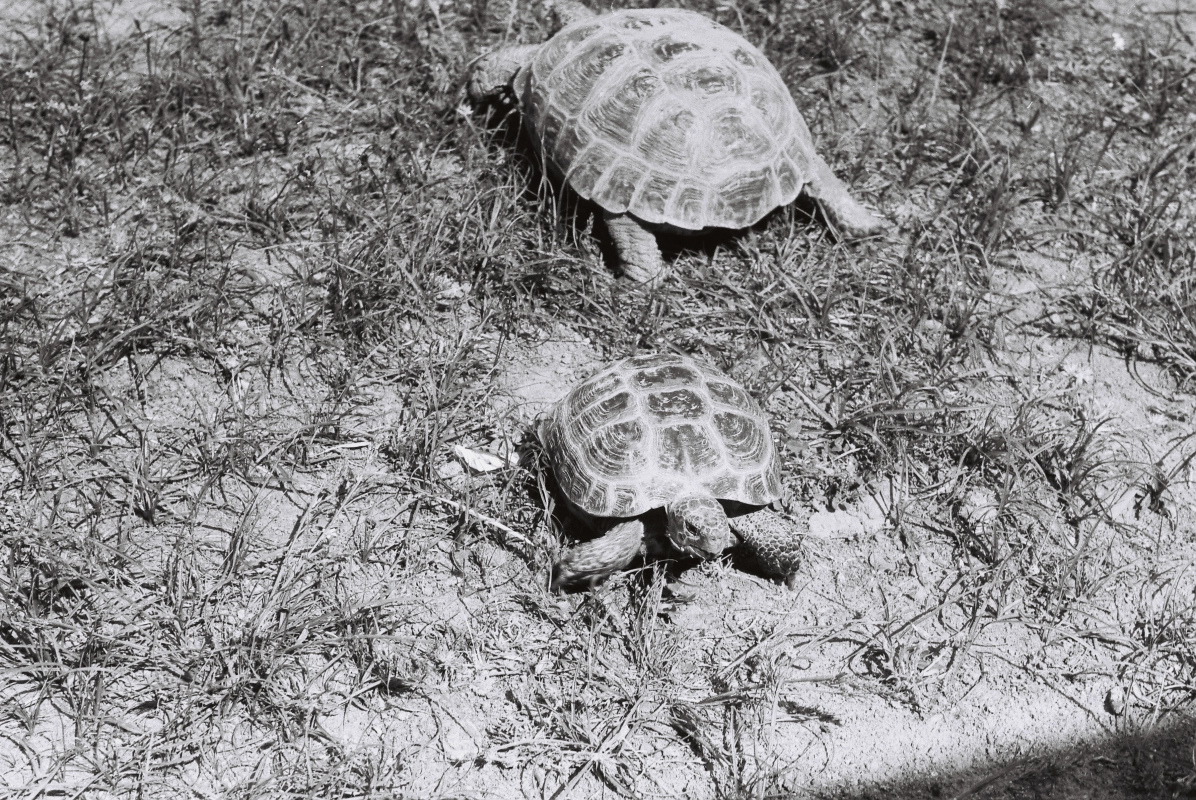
2,0 -> 1196,796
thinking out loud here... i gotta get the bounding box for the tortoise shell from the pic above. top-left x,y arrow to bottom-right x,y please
519,8 -> 819,231
542,353 -> 783,518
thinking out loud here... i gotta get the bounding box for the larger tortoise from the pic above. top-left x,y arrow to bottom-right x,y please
541,352 -> 807,588
468,1 -> 885,282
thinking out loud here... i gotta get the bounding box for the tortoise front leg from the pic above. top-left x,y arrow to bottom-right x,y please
728,509 -> 808,589
603,211 -> 664,283
551,518 -> 646,590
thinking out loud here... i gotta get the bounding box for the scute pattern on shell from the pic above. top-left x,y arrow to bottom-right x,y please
522,8 -> 812,230
544,353 -> 782,517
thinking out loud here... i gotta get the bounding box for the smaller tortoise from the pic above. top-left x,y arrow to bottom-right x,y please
540,352 -> 807,588
469,1 -> 885,282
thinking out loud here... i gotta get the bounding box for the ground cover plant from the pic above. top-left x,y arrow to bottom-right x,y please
1,0 -> 1194,797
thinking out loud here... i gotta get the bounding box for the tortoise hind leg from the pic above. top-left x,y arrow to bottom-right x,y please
604,211 -> 665,283
803,153 -> 886,239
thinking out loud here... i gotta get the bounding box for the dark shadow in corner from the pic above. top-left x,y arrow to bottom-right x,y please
820,711 -> 1195,800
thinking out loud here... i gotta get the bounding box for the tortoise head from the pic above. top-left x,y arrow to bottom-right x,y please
467,46 -> 538,104
664,495 -> 732,560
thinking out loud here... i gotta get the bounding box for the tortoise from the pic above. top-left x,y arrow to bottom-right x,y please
468,1 -> 885,282
540,352 -> 807,588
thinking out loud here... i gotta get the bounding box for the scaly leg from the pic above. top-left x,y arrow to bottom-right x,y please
803,152 -> 886,239
552,519 -> 645,590
604,211 -> 664,283
729,509 -> 808,589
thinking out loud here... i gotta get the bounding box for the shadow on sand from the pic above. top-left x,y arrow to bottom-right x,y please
828,711 -> 1194,799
